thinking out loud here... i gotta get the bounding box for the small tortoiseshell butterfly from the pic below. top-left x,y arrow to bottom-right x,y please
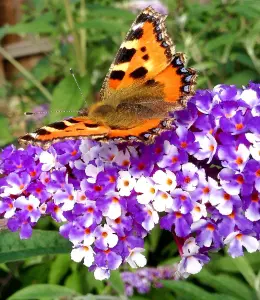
19,6 -> 196,149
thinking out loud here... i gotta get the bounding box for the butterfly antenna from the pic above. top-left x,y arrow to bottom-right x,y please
24,110 -> 80,116
70,68 -> 87,105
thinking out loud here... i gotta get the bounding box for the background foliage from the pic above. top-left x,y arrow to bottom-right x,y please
0,0 -> 260,299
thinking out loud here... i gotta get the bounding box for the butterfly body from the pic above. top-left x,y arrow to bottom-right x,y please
19,6 -> 196,149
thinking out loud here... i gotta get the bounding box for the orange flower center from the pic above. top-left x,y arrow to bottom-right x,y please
235,157 -> 243,165
94,185 -> 102,192
87,207 -> 94,213
236,175 -> 244,184
235,123 -> 244,130
84,228 -> 91,234
122,160 -> 130,167
27,205 -> 33,212
115,217 -> 121,224
167,178 -> 173,185
102,232 -> 108,238
203,187 -> 210,194
228,211 -> 235,219
175,212 -> 182,218
68,194 -> 74,200
138,163 -> 145,170
109,176 -> 116,183
209,145 -> 214,152
123,180 -> 129,187
223,193 -> 231,201
171,156 -> 178,163
112,197 -> 119,203
255,169 -> 260,177
150,187 -> 155,194
180,142 -> 187,148
207,224 -> 215,231
30,171 -> 36,177
184,176 -> 191,183
71,150 -> 77,156
236,233 -> 243,240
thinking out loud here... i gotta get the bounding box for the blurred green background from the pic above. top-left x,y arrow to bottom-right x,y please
0,0 -> 260,299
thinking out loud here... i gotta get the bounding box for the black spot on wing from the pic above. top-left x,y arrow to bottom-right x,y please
67,118 -> 80,123
126,27 -> 144,41
135,13 -> 149,24
84,123 -> 99,128
36,128 -> 51,135
142,54 -> 149,61
110,70 -> 125,80
141,46 -> 146,52
19,134 -> 34,141
145,79 -> 157,86
47,122 -> 68,130
115,47 -> 136,64
130,67 -> 148,79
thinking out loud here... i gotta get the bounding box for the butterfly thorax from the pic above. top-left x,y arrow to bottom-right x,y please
86,102 -> 156,129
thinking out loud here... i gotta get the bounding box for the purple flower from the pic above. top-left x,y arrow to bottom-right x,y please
128,0 -> 168,14
1,82 -> 260,280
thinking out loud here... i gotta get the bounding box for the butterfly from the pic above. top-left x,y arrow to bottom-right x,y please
19,6 -> 196,150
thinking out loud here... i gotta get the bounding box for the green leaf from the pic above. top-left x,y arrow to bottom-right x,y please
149,224 -> 161,252
48,254 -> 71,284
6,20 -> 54,35
0,115 -> 13,146
85,271 -> 105,294
195,269 -> 254,300
205,34 -> 236,52
49,75 -> 92,123
109,270 -> 125,295
162,280 -> 216,300
7,284 -> 80,300
78,20 -> 129,33
65,270 -> 83,294
232,256 -> 256,289
0,230 -> 71,263
86,4 -> 134,19
225,70 -> 257,86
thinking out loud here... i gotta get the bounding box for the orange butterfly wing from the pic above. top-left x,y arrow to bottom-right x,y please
18,117 -> 109,149
18,7 -> 197,148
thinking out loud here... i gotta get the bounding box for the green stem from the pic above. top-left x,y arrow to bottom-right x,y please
63,0 -> 86,76
0,46 -> 52,102
79,0 -> 87,72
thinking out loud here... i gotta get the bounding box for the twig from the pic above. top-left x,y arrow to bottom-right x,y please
0,46 -> 53,102
63,0 -> 86,76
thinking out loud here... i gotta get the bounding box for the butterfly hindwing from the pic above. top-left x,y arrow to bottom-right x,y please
18,117 -> 109,149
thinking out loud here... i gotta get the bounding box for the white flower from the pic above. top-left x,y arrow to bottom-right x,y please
71,244 -> 95,267
39,149 -> 58,171
117,171 -> 136,196
95,224 -> 118,249
99,143 -> 119,162
177,238 -> 203,278
191,202 -> 207,222
114,149 -> 130,168
194,133 -> 217,163
153,170 -> 177,192
141,204 -> 159,231
94,268 -> 110,280
224,231 -> 259,257
85,164 -> 104,183
153,191 -> 173,212
126,248 -> 147,268
102,193 -> 122,220
134,176 -> 157,204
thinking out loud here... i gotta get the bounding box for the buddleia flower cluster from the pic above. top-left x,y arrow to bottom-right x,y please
0,83 -> 260,280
